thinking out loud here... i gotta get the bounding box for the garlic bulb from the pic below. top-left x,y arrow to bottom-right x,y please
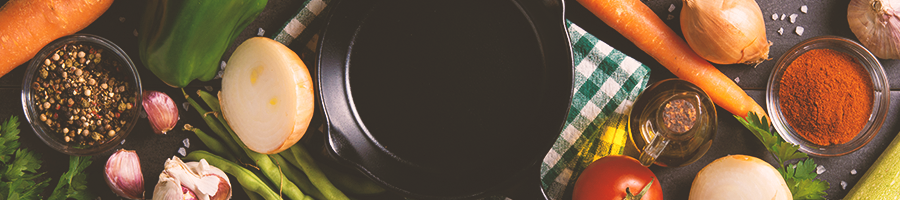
105,149 -> 145,199
154,156 -> 231,200
848,0 -> 900,59
143,90 -> 179,134
681,0 -> 770,65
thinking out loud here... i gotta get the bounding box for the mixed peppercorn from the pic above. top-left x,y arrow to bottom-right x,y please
31,43 -> 136,147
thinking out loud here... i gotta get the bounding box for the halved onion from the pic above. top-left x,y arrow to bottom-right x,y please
220,37 -> 314,154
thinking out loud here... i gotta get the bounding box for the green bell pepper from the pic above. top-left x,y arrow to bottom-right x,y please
138,0 -> 267,88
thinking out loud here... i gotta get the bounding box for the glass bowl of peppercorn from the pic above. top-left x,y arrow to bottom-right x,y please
21,34 -> 142,156
766,35 -> 889,157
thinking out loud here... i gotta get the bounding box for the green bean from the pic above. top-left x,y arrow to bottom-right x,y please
271,153 -> 327,200
289,144 -> 350,200
183,124 -> 235,161
198,89 -> 221,113
244,187 -> 264,200
189,90 -> 311,199
184,150 -> 282,200
210,114 -> 309,200
281,148 -> 384,195
182,89 -> 246,161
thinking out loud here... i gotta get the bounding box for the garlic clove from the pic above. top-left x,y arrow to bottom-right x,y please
158,156 -> 230,200
153,174 -> 185,200
187,160 -> 232,200
105,149 -> 145,200
143,90 -> 180,134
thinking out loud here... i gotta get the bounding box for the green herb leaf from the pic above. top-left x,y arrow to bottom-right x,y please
786,177 -> 829,200
0,116 -> 22,164
736,112 -> 828,199
790,159 -> 820,180
772,142 -> 808,164
0,116 -> 49,200
48,155 -> 94,200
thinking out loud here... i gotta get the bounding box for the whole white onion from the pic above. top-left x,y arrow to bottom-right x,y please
681,0 -> 770,65
689,155 -> 792,200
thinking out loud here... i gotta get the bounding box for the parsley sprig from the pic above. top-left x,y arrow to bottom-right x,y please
735,112 -> 829,200
47,155 -> 93,200
0,116 -> 94,200
0,116 -> 50,200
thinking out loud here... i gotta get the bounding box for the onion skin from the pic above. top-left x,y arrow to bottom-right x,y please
689,155 -> 791,200
681,0 -> 770,65
848,0 -> 900,59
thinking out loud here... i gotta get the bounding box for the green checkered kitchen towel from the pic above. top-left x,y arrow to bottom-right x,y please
271,2 -> 651,199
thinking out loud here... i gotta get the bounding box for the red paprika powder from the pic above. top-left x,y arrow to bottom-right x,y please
779,48 -> 873,146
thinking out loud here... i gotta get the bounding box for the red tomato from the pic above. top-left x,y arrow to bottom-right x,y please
572,155 -> 663,200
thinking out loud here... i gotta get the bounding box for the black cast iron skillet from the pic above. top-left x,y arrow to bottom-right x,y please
317,0 -> 572,199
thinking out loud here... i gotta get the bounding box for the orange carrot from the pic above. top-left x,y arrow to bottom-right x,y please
577,0 -> 766,119
0,0 -> 114,78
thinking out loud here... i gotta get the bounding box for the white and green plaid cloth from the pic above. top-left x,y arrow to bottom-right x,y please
272,2 -> 650,199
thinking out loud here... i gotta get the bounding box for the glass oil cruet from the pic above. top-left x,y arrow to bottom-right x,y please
628,78 -> 717,167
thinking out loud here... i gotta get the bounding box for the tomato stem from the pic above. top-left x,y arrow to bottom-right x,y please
623,178 -> 655,200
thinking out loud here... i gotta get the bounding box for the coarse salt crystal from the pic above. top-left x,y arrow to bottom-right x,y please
772,13 -> 778,20
178,147 -> 187,157
778,27 -> 784,35
790,14 -> 798,23
119,17 -> 126,23
851,169 -> 857,175
220,60 -> 227,70
801,5 -> 808,13
669,4 -> 676,12
796,26 -> 805,36
781,14 -> 786,20
258,28 -> 265,36
182,102 -> 190,111
205,86 -> 214,92
816,165 -> 826,174
183,138 -> 190,148
841,181 -> 848,190
667,14 -> 675,20
133,29 -> 139,37
734,77 -> 740,83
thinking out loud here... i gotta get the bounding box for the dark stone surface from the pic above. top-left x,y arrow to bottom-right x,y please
0,0 -> 895,199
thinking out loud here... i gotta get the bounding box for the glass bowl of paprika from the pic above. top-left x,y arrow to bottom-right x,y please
766,35 -> 889,157
21,34 -> 143,156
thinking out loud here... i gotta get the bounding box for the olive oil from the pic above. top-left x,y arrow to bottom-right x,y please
629,79 -> 716,167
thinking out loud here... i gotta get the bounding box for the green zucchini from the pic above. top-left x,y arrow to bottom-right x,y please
845,132 -> 900,199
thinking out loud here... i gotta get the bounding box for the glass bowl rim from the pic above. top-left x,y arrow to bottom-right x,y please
766,35 -> 889,157
20,33 -> 143,156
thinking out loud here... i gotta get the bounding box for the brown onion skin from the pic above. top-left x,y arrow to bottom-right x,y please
848,0 -> 900,59
681,0 -> 770,65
